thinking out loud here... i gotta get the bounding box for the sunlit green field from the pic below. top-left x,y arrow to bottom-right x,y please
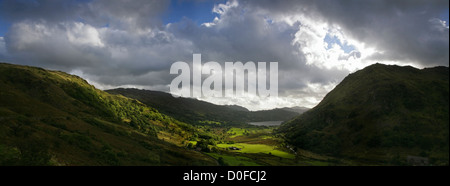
187,125 -> 342,166
227,127 -> 249,138
217,143 -> 295,159
227,127 -> 274,138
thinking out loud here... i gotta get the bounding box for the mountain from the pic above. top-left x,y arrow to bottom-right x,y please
224,105 -> 249,112
278,64 -> 449,165
106,88 -> 299,126
0,63 -> 216,165
280,106 -> 310,114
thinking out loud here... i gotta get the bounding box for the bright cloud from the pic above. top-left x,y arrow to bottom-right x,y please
0,0 -> 448,110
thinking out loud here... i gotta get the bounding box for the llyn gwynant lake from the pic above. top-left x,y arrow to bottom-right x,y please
248,121 -> 284,126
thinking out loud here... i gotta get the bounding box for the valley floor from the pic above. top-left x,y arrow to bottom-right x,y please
183,125 -> 355,166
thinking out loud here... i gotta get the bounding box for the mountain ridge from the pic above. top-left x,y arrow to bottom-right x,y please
0,62 -> 216,165
106,88 -> 300,126
278,63 -> 449,165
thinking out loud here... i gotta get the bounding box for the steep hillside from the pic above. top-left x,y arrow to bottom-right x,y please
278,64 -> 449,165
0,63 -> 216,165
106,88 -> 299,126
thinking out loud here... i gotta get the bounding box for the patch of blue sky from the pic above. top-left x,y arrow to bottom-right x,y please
0,18 -> 10,36
162,0 -> 226,25
323,34 -> 355,54
440,8 -> 449,26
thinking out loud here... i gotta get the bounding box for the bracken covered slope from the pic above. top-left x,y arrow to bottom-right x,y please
0,63 -> 216,165
278,64 -> 449,165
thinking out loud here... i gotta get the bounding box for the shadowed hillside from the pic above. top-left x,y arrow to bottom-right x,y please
278,64 -> 449,165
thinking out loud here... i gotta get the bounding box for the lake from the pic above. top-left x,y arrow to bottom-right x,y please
248,121 -> 284,126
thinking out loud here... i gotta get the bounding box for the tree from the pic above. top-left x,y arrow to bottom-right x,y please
187,143 -> 194,149
196,139 -> 210,152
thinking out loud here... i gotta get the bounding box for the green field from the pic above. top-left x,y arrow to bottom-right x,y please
217,143 -> 295,159
226,127 -> 274,138
227,127 -> 249,138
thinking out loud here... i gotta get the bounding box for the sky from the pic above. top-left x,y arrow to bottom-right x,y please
0,0 -> 449,111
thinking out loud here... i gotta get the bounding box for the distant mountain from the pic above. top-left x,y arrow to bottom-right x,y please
106,88 -> 299,126
278,64 -> 449,165
224,105 -> 249,112
0,63 -> 216,165
280,106 -> 310,114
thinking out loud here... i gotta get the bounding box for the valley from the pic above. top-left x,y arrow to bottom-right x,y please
180,124 -> 352,166
0,62 -> 448,166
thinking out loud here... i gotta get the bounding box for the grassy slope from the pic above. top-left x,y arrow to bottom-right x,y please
278,64 -> 449,165
203,126 -> 341,166
216,143 -> 295,159
0,63 -> 216,165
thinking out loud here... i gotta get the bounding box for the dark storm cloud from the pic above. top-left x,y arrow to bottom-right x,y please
166,3 -> 348,95
167,12 -> 304,70
0,0 -> 80,23
0,0 -> 169,29
4,19 -> 193,78
1,0 -> 189,77
81,0 -> 169,29
0,0 -> 448,109
244,0 -> 449,66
